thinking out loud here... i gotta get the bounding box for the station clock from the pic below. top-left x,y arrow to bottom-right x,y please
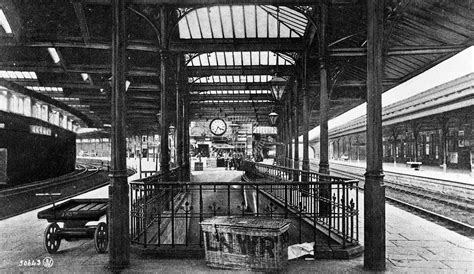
209,118 -> 227,136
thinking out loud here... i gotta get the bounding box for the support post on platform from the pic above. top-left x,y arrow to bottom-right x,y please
176,55 -> 183,181
284,121 -> 287,166
139,135 -> 142,179
318,0 -> 331,215
364,0 -> 386,270
288,83 -> 293,174
302,52 -> 310,177
159,6 -> 170,179
293,78 -> 300,178
109,0 -> 129,269
318,0 -> 330,175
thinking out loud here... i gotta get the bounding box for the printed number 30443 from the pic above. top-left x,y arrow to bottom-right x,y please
19,259 -> 41,267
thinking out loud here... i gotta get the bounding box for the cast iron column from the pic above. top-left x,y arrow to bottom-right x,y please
319,0 -> 330,175
293,78 -> 300,172
288,84 -> 293,170
159,6 -> 169,177
277,120 -> 282,164
183,93 -> 190,180
302,52 -> 310,174
365,0 -> 386,270
282,104 -> 288,166
139,135 -> 142,178
176,55 -> 183,181
109,0 -> 129,269
318,0 -> 331,216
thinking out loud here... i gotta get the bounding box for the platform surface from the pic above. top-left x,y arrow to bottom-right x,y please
0,167 -> 472,273
327,159 -> 473,184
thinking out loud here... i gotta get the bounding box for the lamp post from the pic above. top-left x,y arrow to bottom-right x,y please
269,75 -> 287,164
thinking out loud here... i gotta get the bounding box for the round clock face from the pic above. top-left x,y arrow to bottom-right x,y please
209,118 -> 227,136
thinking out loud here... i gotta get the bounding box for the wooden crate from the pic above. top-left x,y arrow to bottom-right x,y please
200,216 -> 291,272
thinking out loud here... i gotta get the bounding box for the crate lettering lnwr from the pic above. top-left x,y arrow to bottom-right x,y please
201,216 -> 291,271
205,232 -> 289,258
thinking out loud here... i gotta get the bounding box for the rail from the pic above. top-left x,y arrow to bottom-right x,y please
129,161 -> 359,251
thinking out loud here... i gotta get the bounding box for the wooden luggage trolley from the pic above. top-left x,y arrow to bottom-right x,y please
37,194 -> 109,254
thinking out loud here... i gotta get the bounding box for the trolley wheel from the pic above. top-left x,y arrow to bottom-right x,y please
94,222 -> 108,253
44,223 -> 61,254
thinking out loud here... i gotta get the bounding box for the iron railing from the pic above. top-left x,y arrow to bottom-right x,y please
130,161 -> 359,250
245,161 -> 359,246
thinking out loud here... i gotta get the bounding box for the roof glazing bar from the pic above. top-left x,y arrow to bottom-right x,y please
0,9 -> 12,34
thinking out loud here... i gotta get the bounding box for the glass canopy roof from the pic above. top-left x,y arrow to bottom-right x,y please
178,5 -> 308,39
177,5 -> 305,125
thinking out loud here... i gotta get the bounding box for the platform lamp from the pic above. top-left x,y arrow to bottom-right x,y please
269,75 -> 287,164
269,75 -> 287,101
268,75 -> 287,125
268,110 -> 279,126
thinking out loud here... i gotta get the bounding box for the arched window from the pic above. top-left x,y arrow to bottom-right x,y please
23,98 -> 31,116
9,95 -> 18,113
33,103 -> 41,119
61,115 -> 67,128
41,105 -> 48,121
17,97 -> 24,115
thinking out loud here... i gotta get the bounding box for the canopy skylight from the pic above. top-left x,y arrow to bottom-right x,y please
191,99 -> 272,104
190,90 -> 272,95
0,70 -> 37,79
186,51 -> 294,66
26,86 -> 63,93
0,9 -> 12,34
178,5 -> 308,39
53,97 -> 80,101
189,75 -> 275,84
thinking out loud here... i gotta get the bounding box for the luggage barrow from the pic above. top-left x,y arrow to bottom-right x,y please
37,194 -> 109,254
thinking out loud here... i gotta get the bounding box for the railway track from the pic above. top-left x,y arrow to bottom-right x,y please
0,164 -> 109,220
0,164 -> 97,196
314,162 -> 474,236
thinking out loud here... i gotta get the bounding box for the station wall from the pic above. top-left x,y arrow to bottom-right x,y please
311,106 -> 473,171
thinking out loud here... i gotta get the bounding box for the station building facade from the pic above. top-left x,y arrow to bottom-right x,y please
311,74 -> 474,171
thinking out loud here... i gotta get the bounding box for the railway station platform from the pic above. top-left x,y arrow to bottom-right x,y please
0,168 -> 473,273
326,159 -> 473,183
